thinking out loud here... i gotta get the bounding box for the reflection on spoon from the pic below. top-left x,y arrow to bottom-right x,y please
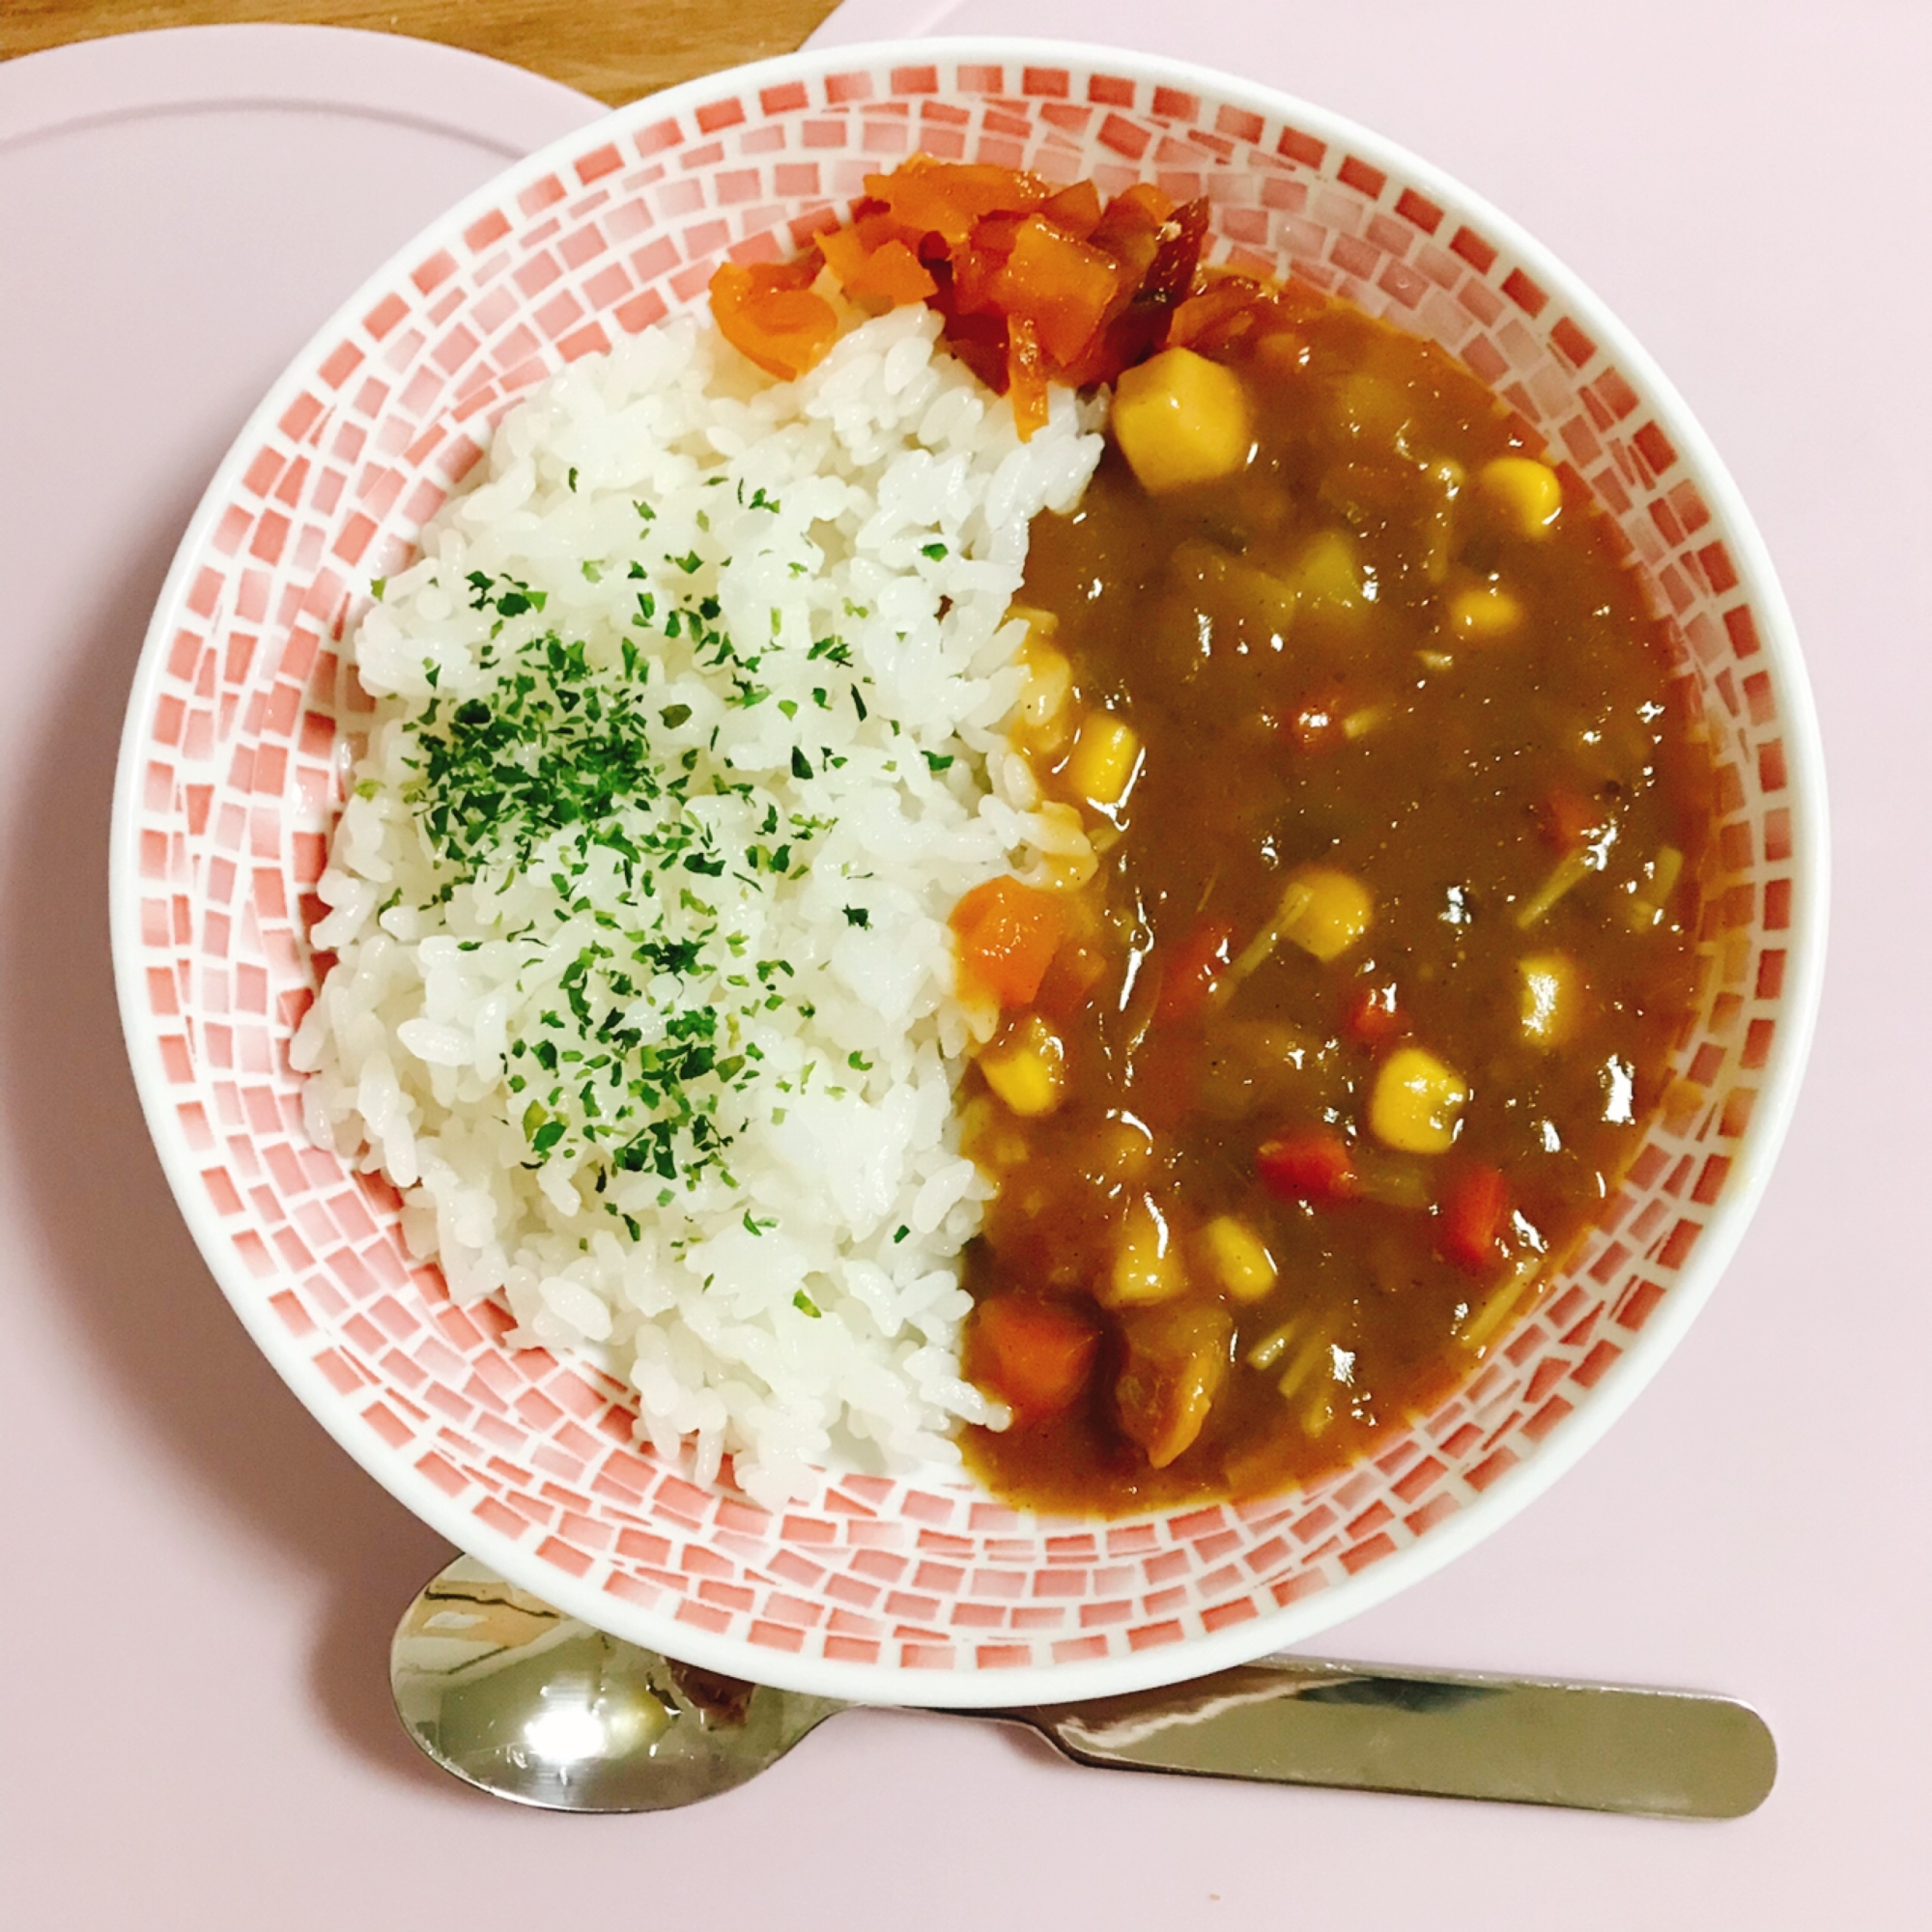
392,1554 -> 1776,1818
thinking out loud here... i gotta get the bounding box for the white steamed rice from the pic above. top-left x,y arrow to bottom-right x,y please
292,301 -> 1104,1508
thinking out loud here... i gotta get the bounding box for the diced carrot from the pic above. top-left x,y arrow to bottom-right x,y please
1437,1163 -> 1511,1273
1007,313 -> 1050,440
708,261 -> 839,381
990,214 -> 1128,366
1154,918 -> 1236,1025
951,875 -> 1065,1006
1345,981 -> 1406,1045
1257,1128 -> 1359,1204
971,1296 -> 1099,1424
1040,178 -> 1104,241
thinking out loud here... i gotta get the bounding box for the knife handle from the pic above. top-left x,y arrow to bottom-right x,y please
1009,1654 -> 1776,1817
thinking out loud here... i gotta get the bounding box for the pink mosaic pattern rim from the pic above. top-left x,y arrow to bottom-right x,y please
109,39 -> 1825,1705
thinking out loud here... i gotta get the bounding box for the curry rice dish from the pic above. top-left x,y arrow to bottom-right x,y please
302,156 -> 1715,1518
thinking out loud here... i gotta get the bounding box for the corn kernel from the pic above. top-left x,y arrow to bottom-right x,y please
1280,866 -> 1374,963
1476,456 -> 1563,538
1518,951 -> 1584,1048
1066,712 -> 1141,810
1105,1194 -> 1187,1307
1202,1215 -> 1278,1302
1369,1045 -> 1470,1153
1113,347 -> 1253,494
1448,582 -> 1523,639
979,1015 -> 1066,1118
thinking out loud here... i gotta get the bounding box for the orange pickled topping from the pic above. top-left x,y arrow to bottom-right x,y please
1039,178 -> 1104,241
863,158 -> 1053,249
818,227 -> 940,306
816,223 -> 871,287
1168,279 -> 1279,355
951,875 -> 1065,1007
992,214 -> 1129,366
846,237 -> 939,305
708,261 -> 839,381
1006,313 -> 1050,442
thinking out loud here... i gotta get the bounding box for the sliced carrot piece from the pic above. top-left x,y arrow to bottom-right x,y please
951,875 -> 1065,1006
970,1297 -> 1099,1424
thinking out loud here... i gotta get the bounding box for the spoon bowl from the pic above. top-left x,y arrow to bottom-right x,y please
392,1555 -> 838,1811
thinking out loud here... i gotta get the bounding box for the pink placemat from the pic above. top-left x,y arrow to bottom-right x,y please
3,11 -> 1924,1928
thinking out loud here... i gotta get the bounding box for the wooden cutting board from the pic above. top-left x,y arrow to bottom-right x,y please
0,0 -> 841,103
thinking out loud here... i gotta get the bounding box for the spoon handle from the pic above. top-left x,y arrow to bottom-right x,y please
1009,1656 -> 1776,1817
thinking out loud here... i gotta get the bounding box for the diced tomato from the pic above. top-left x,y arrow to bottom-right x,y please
708,261 -> 839,381
971,1296 -> 1099,1424
1437,1163 -> 1511,1273
1006,313 -> 1050,440
951,875 -> 1065,1007
1257,1128 -> 1359,1204
1153,919 -> 1236,1025
1536,784 -> 1605,855
1345,981 -> 1405,1045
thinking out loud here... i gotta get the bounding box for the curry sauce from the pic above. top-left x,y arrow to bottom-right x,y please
956,297 -> 1713,1513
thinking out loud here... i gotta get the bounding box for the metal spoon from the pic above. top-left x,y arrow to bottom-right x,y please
391,1554 -> 1775,1817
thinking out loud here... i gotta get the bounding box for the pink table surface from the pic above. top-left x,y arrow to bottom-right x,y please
2,8 -> 1925,1926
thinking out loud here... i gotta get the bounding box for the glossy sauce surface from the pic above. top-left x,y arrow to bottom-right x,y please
959,296 -> 1714,1514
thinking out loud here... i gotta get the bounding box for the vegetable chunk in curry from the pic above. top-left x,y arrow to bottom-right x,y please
954,290 -> 1713,1513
